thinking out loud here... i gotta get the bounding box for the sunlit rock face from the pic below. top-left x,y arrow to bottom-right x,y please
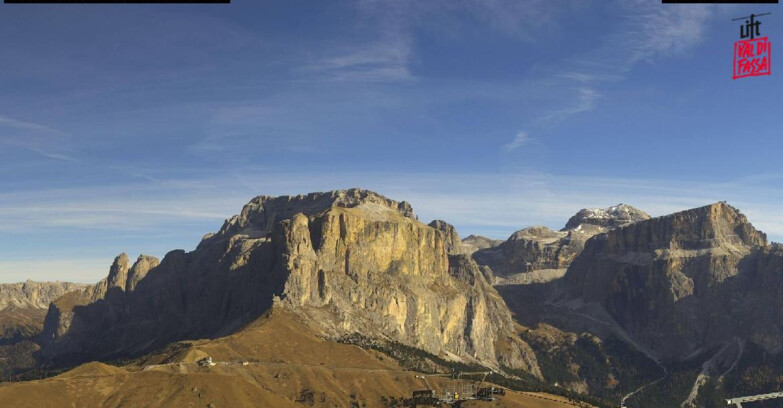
37,189 -> 540,376
0,281 -> 89,311
473,204 -> 648,283
564,204 -> 650,230
270,192 -> 539,374
0,281 -> 90,345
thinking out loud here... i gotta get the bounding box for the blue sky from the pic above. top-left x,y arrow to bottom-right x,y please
0,1 -> 781,282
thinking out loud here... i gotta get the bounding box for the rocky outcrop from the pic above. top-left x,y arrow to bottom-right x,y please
462,235 -> 502,255
206,189 -> 414,241
428,220 -> 465,255
564,204 -> 650,230
564,202 -> 772,358
0,281 -> 89,311
76,254 -> 162,303
38,254 -> 161,355
473,226 -> 591,278
106,253 -> 130,292
126,255 -> 159,292
473,204 -> 647,280
37,189 -> 539,375
273,206 -> 536,372
261,192 -> 536,372
0,280 -> 88,370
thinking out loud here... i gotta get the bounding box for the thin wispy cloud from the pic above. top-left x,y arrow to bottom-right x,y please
3,171 -> 782,238
558,72 -> 605,84
564,1 -> 712,76
456,0 -> 578,42
304,41 -> 413,82
300,0 -> 417,82
565,1 -> 712,78
507,0 -> 715,153
0,115 -> 76,161
539,87 -> 601,124
2,169 -> 782,282
0,116 -> 62,133
301,0 -> 579,82
503,131 -> 529,151
28,148 -> 77,162
623,0 -> 711,64
0,183 -> 236,233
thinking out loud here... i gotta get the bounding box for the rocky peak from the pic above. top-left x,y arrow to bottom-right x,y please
90,253 -> 159,299
472,206 -> 650,279
564,203 -> 650,230
38,189 -> 538,375
428,220 -> 465,255
462,235 -> 502,255
126,255 -> 160,292
106,253 -> 131,291
210,188 -> 415,241
509,226 -> 563,241
600,202 -> 766,254
564,202 -> 771,358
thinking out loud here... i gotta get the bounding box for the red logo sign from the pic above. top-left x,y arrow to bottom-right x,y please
733,37 -> 771,79
732,13 -> 771,80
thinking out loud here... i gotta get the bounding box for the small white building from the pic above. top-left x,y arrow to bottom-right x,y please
198,356 -> 216,367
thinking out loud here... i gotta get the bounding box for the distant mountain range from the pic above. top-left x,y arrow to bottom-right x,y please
1,189 -> 781,408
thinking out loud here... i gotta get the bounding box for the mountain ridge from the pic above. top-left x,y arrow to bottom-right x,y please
3,193 -> 781,408
33,188 -> 539,378
472,203 -> 649,281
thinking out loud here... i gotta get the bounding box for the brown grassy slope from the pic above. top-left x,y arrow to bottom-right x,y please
0,362 -> 298,408
0,309 -> 591,408
0,307 -> 48,377
0,307 -> 47,339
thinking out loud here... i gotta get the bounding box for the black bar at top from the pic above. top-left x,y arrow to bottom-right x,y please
4,0 -> 229,3
663,0 -> 777,3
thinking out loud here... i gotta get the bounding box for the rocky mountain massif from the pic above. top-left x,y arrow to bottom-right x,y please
1,281 -> 89,340
0,281 -> 88,341
35,189 -> 538,376
0,281 -> 88,380
2,190 -> 783,408
564,203 -> 770,359
0,281 -> 89,311
557,203 -> 783,408
472,204 -> 649,284
498,202 -> 783,408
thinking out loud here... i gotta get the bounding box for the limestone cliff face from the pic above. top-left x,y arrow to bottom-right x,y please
40,254 -> 161,355
105,253 -> 131,293
38,189 -> 539,375
428,220 -> 465,255
209,189 -> 414,241
0,281 -> 89,311
564,203 -> 771,358
0,281 -> 88,343
85,254 -> 161,300
126,255 -> 159,292
473,205 -> 647,281
473,226 -> 592,279
274,207 -> 537,372
744,244 -> 783,351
